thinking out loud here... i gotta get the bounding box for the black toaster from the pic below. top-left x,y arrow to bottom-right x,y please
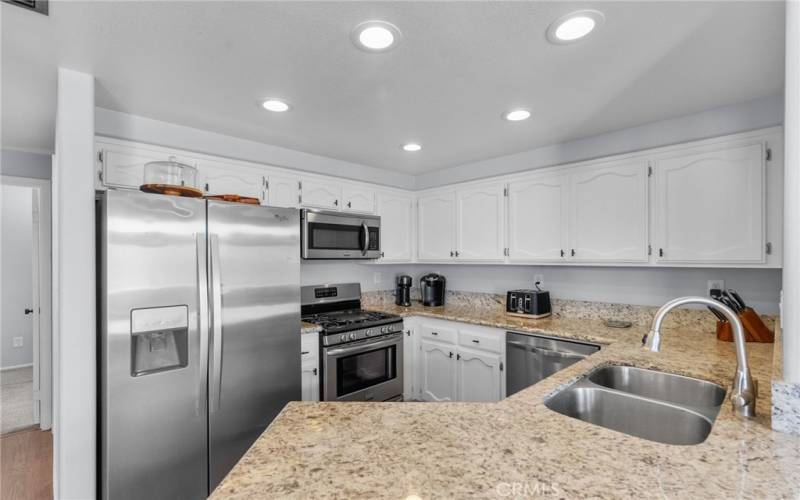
506,289 -> 551,318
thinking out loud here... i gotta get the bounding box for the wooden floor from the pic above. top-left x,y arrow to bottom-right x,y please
0,427 -> 52,500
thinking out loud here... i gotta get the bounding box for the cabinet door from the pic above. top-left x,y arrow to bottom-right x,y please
654,143 -> 765,263
457,347 -> 502,402
456,183 -> 505,261
419,339 -> 457,402
301,178 -> 342,210
301,363 -> 319,401
202,164 -> 264,201
402,328 -> 416,401
267,174 -> 300,208
417,191 -> 456,261
377,191 -> 414,262
99,145 -> 195,190
569,162 -> 648,262
342,185 -> 375,214
507,173 -> 568,262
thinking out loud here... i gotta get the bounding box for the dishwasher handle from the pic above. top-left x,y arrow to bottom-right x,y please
506,339 -> 588,360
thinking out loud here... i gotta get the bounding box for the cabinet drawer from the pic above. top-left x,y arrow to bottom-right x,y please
420,323 -> 457,344
301,332 -> 318,361
458,327 -> 502,353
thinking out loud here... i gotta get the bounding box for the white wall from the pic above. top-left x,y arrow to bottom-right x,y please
53,67 -> 96,499
305,263 -> 782,314
95,107 -> 415,190
1,184 -> 34,368
1,150 -> 52,180
783,0 -> 800,383
416,94 -> 784,189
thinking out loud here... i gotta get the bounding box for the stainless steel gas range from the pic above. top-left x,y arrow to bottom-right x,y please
301,283 -> 403,402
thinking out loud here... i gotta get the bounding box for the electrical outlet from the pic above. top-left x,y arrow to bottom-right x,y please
533,274 -> 544,288
12,337 -> 23,348
707,280 -> 725,296
373,272 -> 383,284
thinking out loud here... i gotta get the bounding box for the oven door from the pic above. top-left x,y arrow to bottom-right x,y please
302,210 -> 380,259
323,332 -> 403,401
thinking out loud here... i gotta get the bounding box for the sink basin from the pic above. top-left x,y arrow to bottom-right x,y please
588,365 -> 726,407
545,365 -> 726,445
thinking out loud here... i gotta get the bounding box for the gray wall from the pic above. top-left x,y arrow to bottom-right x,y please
302,262 -> 782,315
1,184 -> 34,368
416,94 -> 784,189
95,107 -> 415,190
1,149 -> 52,180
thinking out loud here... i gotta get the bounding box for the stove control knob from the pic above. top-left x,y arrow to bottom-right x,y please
349,333 -> 357,340
340,334 -> 347,342
383,326 -> 390,333
365,329 -> 373,337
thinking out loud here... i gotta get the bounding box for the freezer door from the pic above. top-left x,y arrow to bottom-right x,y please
207,201 -> 301,489
99,190 -> 208,500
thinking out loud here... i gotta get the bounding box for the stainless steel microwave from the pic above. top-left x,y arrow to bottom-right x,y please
301,209 -> 381,259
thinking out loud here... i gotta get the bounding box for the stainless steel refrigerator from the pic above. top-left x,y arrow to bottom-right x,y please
98,189 -> 301,499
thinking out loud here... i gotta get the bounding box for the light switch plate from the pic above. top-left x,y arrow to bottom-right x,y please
12,337 -> 23,348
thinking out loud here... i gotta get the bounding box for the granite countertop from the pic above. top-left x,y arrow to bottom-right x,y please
300,321 -> 322,335
216,301 -> 800,499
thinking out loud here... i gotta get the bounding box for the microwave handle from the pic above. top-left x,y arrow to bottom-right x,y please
361,222 -> 369,256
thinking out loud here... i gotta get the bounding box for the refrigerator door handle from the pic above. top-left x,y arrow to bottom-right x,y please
196,234 -> 210,416
209,234 -> 224,413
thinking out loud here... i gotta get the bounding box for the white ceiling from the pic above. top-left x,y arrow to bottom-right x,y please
1,1 -> 785,174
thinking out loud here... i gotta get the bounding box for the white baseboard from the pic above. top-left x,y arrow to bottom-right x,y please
1,363 -> 34,371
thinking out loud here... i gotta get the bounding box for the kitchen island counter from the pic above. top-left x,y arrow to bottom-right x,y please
214,301 -> 800,499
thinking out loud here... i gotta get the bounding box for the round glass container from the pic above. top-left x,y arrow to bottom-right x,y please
140,158 -> 202,197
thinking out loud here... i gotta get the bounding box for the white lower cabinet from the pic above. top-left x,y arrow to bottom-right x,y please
411,318 -> 504,403
301,332 -> 319,401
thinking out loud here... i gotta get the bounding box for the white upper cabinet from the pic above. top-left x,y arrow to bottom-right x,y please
266,173 -> 300,208
342,185 -> 375,214
201,163 -> 264,201
98,144 -> 195,190
377,191 -> 414,262
456,183 -> 505,261
417,191 -> 456,261
654,142 -> 765,264
301,178 -> 342,210
569,161 -> 648,262
507,173 -> 568,262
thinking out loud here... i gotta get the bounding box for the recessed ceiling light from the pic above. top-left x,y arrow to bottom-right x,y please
261,99 -> 290,112
546,10 -> 604,44
402,143 -> 422,152
352,20 -> 402,52
504,109 -> 531,122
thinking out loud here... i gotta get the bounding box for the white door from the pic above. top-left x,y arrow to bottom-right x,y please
654,143 -> 765,263
456,183 -> 505,261
342,185 -> 375,214
457,347 -> 502,402
377,191 -> 414,262
201,164 -> 264,201
266,173 -> 300,208
301,178 -> 342,210
402,328 -> 416,400
301,363 -> 319,401
417,191 -> 456,261
569,162 -> 648,262
507,173 -> 568,262
419,339 -> 457,402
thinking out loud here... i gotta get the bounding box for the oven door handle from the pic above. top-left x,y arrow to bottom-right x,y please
360,222 -> 369,256
326,333 -> 402,357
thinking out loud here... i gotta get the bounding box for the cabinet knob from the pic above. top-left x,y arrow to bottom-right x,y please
380,251 -> 385,258
571,249 -> 576,257
450,250 -> 454,257
24,308 -> 34,315
312,368 -> 318,376
449,351 -> 454,358
659,248 -> 664,257
560,249 -> 565,258
455,251 -> 460,257
431,331 -> 438,336
456,353 -> 461,360
347,201 -> 352,208
334,199 -> 339,206
472,339 -> 479,344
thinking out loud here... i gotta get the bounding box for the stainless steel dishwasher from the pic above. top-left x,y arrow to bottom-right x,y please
506,331 -> 600,396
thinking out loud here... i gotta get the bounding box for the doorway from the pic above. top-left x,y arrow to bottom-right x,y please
0,176 -> 52,434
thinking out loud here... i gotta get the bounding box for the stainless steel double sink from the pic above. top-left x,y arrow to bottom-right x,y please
545,365 -> 726,445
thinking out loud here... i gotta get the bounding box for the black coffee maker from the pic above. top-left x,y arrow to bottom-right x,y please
395,275 -> 413,307
420,273 -> 446,307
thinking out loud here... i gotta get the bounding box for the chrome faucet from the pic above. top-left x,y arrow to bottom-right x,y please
642,296 -> 756,418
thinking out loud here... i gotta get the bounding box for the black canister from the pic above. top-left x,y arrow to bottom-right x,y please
420,273 -> 446,307
395,275 -> 413,307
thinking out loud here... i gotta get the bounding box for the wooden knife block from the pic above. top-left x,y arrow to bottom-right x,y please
715,307 -> 774,342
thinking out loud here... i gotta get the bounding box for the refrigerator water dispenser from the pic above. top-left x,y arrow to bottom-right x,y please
130,305 -> 189,376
